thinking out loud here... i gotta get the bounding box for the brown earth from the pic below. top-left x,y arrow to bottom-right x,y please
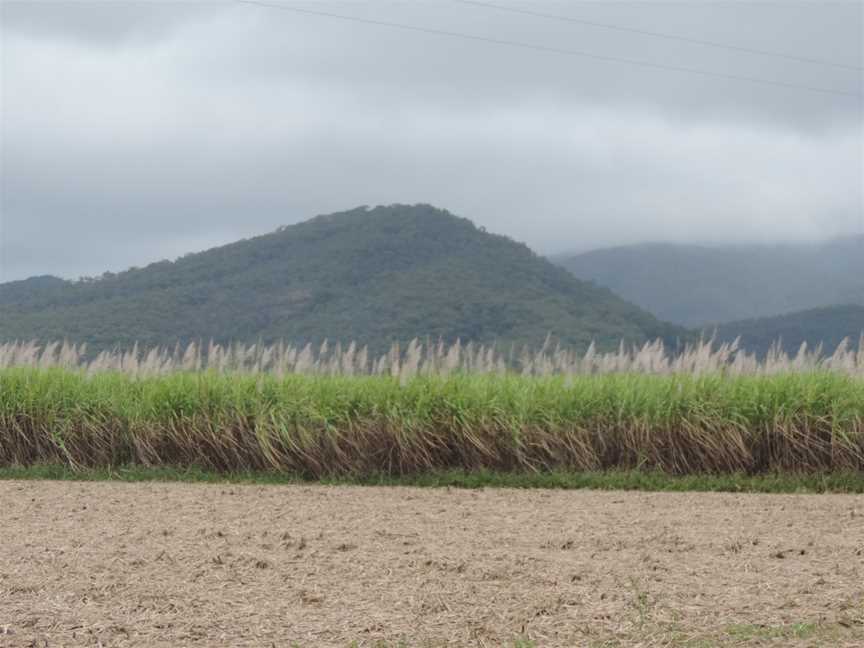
1,480 -> 863,647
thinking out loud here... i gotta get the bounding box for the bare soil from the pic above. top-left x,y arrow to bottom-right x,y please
1,481 -> 863,647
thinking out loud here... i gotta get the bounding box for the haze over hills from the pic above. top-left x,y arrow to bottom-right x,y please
554,238 -> 864,328
0,205 -> 684,354
715,305 -> 864,357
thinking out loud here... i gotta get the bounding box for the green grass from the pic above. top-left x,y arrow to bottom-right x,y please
2,464 -> 864,493
725,622 -> 822,640
584,619 -> 859,647
1,368 -> 863,478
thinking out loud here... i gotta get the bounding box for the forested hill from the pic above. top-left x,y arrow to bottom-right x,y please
0,205 -> 684,353
714,305 -> 864,357
554,237 -> 864,327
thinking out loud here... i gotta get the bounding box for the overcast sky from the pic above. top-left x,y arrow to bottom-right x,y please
1,0 -> 862,282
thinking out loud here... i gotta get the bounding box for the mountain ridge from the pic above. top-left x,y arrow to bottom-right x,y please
0,204 -> 685,353
714,304 -> 864,357
554,237 -> 864,327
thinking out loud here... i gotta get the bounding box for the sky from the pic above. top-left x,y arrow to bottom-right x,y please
1,0 -> 862,282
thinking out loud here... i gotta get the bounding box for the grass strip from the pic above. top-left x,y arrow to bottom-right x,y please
2,464 -> 864,493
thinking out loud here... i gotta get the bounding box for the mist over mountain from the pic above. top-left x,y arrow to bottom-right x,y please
0,205 -> 684,353
554,237 -> 864,327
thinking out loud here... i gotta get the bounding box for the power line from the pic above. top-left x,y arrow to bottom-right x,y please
235,0 -> 862,99
454,0 -> 864,72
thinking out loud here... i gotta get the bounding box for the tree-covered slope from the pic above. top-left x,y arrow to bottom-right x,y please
555,238 -> 864,327
0,205 -> 684,352
714,305 -> 864,357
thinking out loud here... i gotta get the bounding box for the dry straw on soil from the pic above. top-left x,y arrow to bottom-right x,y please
4,480 -> 863,647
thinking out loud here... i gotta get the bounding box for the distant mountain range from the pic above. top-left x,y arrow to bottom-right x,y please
0,205 -> 684,353
714,305 -> 864,357
554,238 -> 864,327
5,207 -> 860,358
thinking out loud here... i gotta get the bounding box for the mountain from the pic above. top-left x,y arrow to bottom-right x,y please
0,204 -> 685,353
0,275 -> 68,308
554,237 -> 864,327
715,305 -> 864,357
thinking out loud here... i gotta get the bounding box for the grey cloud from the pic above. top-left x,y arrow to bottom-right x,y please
1,1 -> 862,281
0,1 -> 214,46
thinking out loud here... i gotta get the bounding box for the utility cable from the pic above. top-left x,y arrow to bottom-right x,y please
236,0 -> 862,98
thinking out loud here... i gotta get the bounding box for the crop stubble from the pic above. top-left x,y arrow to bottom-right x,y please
1,481 -> 863,647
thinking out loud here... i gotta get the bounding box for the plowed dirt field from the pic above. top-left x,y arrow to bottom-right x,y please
1,480 -> 863,647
